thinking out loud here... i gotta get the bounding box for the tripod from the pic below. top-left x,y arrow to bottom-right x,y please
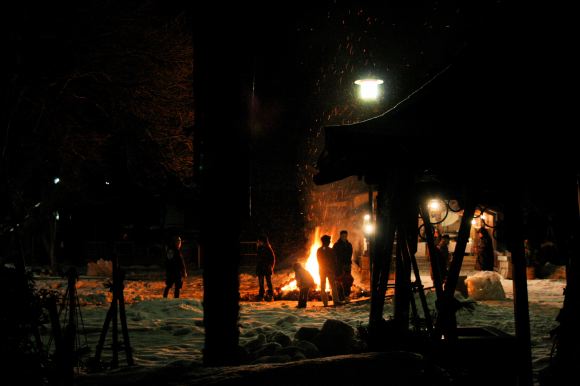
45,267 -> 90,385
93,255 -> 134,368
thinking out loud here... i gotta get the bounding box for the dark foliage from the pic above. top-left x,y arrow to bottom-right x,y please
0,266 -> 48,385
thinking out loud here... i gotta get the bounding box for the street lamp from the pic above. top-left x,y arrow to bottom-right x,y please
363,213 -> 374,235
428,199 -> 442,211
354,78 -> 384,101
362,213 -> 374,258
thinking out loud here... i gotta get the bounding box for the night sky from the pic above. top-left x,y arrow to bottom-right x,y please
2,1 -> 576,264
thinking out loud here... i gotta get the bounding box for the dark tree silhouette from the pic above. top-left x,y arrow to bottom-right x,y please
2,1 -> 193,271
192,4 -> 253,365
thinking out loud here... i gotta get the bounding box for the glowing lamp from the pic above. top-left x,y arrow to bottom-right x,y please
364,223 -> 374,235
428,199 -> 441,211
354,78 -> 384,101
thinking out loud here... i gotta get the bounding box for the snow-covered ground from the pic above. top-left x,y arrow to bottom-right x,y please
34,267 -> 565,385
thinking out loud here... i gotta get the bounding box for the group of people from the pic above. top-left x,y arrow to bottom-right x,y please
315,230 -> 354,307
162,226 -> 498,304
292,230 -> 354,308
428,226 -> 496,284
162,226 -> 499,305
255,230 -> 354,308
161,233 -> 279,301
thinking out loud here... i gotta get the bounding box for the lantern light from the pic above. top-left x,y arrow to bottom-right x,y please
354,78 -> 384,101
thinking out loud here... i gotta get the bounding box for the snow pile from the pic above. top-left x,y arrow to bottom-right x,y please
240,318 -> 363,364
86,259 -> 113,277
465,271 -> 506,300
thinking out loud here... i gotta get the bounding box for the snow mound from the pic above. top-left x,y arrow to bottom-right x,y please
86,259 -> 113,277
465,271 -> 506,300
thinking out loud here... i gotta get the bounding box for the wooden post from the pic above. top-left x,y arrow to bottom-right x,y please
437,202 -> 475,340
419,204 -> 444,300
505,202 -> 533,386
367,185 -> 374,286
369,177 -> 398,327
393,172 -> 415,332
403,236 -> 434,336
394,232 -> 411,332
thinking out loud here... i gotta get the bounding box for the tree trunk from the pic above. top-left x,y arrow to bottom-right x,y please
193,6 -> 252,366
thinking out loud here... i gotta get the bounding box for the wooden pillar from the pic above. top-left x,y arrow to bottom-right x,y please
393,171 -> 415,332
547,174 -> 580,383
369,173 -> 398,326
438,200 -> 475,340
419,204 -> 444,300
505,201 -> 533,386
394,232 -> 411,332
193,5 -> 252,366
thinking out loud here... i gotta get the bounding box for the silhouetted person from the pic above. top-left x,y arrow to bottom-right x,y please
475,227 -> 494,271
535,238 -> 558,278
316,235 -> 341,306
436,234 -> 451,281
293,262 -> 315,308
433,228 -> 442,245
256,235 -> 276,301
333,230 -> 354,301
524,239 -> 536,267
426,227 -> 444,281
163,236 -> 187,298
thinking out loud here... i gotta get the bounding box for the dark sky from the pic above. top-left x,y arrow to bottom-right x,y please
3,0 -> 522,179
3,1 -> 576,256
225,1 -> 486,250
244,1 -> 512,162
4,0 -> 574,166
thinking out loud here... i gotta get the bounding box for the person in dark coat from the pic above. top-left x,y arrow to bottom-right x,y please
333,230 -> 354,301
293,262 -> 315,308
429,233 -> 451,282
256,235 -> 276,301
436,234 -> 451,281
163,235 -> 187,298
316,235 -> 341,306
475,227 -> 495,271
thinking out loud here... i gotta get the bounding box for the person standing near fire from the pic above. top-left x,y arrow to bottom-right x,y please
256,235 -> 276,301
316,235 -> 342,306
163,235 -> 187,298
293,262 -> 315,308
333,230 -> 354,302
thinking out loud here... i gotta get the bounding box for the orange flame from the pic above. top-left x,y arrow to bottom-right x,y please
282,226 -> 335,291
